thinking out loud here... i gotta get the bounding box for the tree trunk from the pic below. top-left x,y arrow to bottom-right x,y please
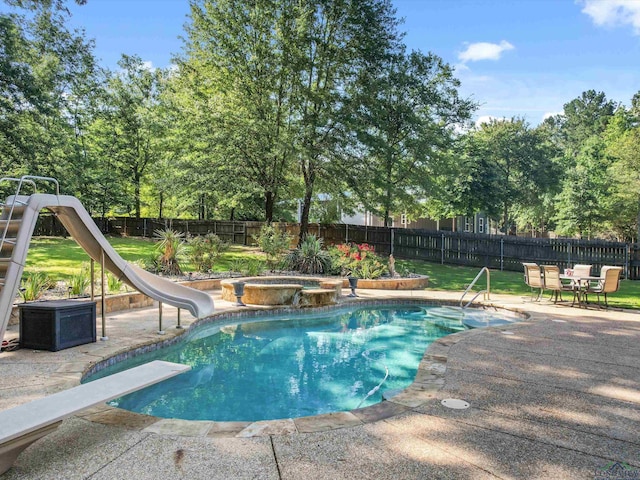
265,191 -> 275,223
230,207 -> 235,221
159,191 -> 164,219
636,194 -> 640,243
199,193 -> 205,220
134,172 -> 141,218
384,208 -> 392,227
502,203 -> 508,234
298,187 -> 313,246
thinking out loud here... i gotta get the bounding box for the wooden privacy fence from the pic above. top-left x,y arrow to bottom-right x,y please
34,216 -> 394,251
394,229 -> 639,279
34,215 -> 640,280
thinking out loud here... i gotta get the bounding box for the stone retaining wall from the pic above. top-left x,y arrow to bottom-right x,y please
8,278 -> 222,326
342,275 -> 429,290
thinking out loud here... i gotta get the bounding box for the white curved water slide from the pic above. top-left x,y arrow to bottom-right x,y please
0,176 -> 215,345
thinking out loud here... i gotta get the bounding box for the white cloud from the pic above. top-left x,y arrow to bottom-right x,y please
580,0 -> 640,34
475,115 -> 504,127
458,40 -> 515,62
542,111 -> 564,121
142,60 -> 155,71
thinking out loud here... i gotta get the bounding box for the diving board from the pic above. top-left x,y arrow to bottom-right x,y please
0,360 -> 190,475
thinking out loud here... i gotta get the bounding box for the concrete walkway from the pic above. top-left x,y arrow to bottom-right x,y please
1,289 -> 639,479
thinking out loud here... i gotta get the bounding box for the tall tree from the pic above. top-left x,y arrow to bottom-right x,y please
0,0 -> 97,190
179,0 -> 403,236
179,0 -> 298,223
342,49 -> 474,226
287,0 -> 401,239
542,90 -> 617,238
604,101 -> 640,241
554,136 -> 612,238
463,118 -> 556,232
90,54 -> 166,217
547,89 -> 616,160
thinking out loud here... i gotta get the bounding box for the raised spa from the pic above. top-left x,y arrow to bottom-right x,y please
220,276 -> 343,306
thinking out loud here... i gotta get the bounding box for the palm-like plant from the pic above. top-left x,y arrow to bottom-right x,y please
285,235 -> 332,274
153,228 -> 185,276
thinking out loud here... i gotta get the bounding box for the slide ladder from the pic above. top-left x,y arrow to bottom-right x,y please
0,176 -> 214,345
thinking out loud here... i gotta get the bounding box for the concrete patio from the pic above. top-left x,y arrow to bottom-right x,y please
0,288 -> 639,479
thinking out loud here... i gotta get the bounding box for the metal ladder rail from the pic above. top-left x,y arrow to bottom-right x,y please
0,176 -> 60,258
459,267 -> 491,308
0,178 -> 37,257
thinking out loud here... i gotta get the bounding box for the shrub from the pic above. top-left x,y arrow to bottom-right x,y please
253,224 -> 291,271
153,228 -> 185,276
284,234 -> 332,274
188,233 -> 229,272
106,272 -> 123,294
143,254 -> 161,273
328,243 -> 388,279
230,258 -> 265,276
69,265 -> 91,296
20,271 -> 52,301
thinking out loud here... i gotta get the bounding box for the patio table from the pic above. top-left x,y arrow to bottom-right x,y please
559,274 -> 601,307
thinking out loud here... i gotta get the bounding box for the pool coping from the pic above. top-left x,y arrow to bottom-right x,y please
77,298 -> 531,438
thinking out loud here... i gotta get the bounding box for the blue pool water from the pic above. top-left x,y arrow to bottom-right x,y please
89,305 -> 517,422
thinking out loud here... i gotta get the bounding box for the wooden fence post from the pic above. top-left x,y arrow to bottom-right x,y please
626,244 -> 630,280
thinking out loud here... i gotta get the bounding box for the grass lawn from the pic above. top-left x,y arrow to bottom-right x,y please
24,236 -> 640,310
24,236 -> 263,280
397,258 -> 640,310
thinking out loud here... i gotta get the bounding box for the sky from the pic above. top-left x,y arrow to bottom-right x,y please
52,0 -> 640,125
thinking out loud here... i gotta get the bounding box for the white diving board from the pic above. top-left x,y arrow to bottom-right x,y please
0,360 -> 190,475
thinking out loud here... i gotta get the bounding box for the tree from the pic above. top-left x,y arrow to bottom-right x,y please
179,0 -> 404,239
607,128 -> 640,241
547,89 -> 616,160
287,0 -> 401,240
604,102 -> 640,241
545,90 -> 618,238
462,118 -> 557,232
554,136 -> 613,238
342,49 -> 475,226
510,122 -> 562,235
0,0 -> 97,191
90,55 -> 166,217
179,0 -> 299,223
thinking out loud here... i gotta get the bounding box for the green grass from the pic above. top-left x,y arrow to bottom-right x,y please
396,258 -> 640,310
24,236 -> 263,280
23,236 -> 640,310
25,236 -> 156,280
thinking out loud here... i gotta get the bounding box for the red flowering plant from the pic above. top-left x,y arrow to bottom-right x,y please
328,243 -> 388,279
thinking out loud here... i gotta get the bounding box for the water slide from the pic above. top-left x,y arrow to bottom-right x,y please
0,192 -> 215,344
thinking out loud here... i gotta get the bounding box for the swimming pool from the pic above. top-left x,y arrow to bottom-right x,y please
87,304 -> 518,422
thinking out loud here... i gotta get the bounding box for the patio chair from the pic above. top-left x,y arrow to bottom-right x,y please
522,263 -> 543,301
569,264 -> 594,296
542,265 -> 575,304
584,266 -> 622,309
572,264 -> 592,277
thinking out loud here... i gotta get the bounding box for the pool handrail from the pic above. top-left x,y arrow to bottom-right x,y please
460,267 -> 490,308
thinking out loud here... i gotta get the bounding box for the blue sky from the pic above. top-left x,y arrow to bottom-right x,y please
56,0 -> 640,125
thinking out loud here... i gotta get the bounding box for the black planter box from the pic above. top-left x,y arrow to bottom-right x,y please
19,300 -> 97,351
